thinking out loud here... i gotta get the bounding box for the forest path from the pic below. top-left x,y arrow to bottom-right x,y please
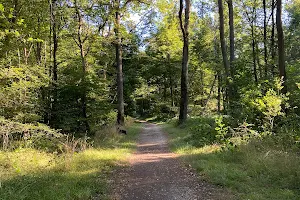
111,123 -> 230,200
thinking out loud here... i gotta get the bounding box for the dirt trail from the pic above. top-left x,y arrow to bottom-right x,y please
111,123 -> 231,200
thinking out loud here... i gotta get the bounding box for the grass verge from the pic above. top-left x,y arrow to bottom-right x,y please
163,121 -> 300,200
0,122 -> 142,200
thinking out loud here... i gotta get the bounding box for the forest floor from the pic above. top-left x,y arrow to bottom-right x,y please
110,123 -> 232,200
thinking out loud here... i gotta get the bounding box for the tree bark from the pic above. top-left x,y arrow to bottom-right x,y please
276,0 -> 287,94
179,0 -> 191,124
115,0 -> 125,126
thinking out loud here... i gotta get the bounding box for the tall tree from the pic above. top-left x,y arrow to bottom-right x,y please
179,0 -> 191,124
114,0 -> 125,126
50,0 -> 59,126
217,0 -> 231,109
74,0 -> 89,133
276,0 -> 287,94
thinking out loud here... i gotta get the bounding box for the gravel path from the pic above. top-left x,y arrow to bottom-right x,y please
111,123 -> 232,200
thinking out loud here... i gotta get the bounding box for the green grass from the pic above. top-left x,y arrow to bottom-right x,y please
163,121 -> 300,200
0,123 -> 142,200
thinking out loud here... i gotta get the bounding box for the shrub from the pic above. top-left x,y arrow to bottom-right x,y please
0,117 -> 64,152
182,117 -> 217,147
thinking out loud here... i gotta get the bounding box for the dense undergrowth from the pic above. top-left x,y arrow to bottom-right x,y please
163,117 -> 300,200
0,120 -> 142,200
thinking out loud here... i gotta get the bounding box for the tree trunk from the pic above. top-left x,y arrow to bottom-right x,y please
276,0 -> 287,94
170,78 -> 175,107
263,0 -> 268,78
202,75 -> 217,114
75,0 -> 89,133
218,0 -> 231,108
50,0 -> 58,126
167,54 -> 175,107
36,17 -> 42,65
251,23 -> 258,83
217,72 -> 221,113
115,0 -> 125,126
179,0 -> 191,124
228,0 -> 234,76
271,0 -> 276,77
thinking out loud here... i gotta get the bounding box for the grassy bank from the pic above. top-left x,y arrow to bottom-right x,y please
0,123 -> 142,200
163,119 -> 300,200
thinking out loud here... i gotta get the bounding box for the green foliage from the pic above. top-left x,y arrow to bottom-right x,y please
254,88 -> 286,132
0,65 -> 49,122
164,122 -> 300,200
0,123 -> 142,200
215,116 -> 229,143
184,117 -> 217,147
0,117 -> 64,152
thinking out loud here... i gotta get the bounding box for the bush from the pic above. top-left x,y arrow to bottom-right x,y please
179,117 -> 217,147
0,117 -> 64,152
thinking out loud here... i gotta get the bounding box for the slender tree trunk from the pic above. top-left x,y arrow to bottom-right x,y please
115,0 -> 125,125
75,0 -> 89,133
163,79 -> 167,101
50,0 -> 58,126
256,42 -> 263,79
200,69 -> 204,106
251,23 -> 258,83
228,0 -> 234,76
167,54 -> 175,107
276,0 -> 287,94
263,0 -> 268,78
218,0 -> 231,108
228,0 -> 237,105
36,17 -> 42,65
51,0 -> 58,86
271,0 -> 276,77
170,78 -> 175,107
179,0 -> 191,124
202,75 -> 217,113
217,72 -> 221,113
